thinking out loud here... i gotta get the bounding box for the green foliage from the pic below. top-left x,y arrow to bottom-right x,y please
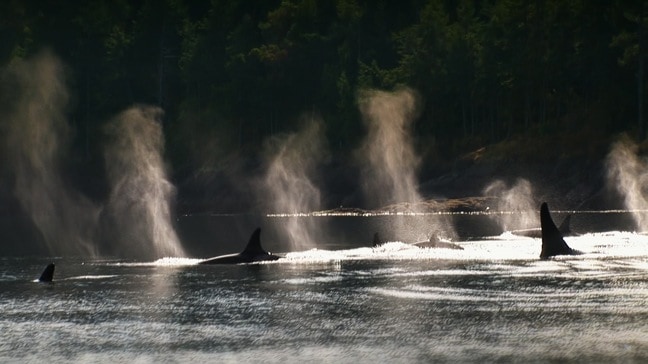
0,0 -> 646,182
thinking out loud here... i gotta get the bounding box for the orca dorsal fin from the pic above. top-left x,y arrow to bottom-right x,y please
373,232 -> 382,247
540,202 -> 575,259
241,228 -> 266,255
38,263 -> 55,282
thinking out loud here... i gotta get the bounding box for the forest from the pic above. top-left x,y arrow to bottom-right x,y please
1,0 -> 647,212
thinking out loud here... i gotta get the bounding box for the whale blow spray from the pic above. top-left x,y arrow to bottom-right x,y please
606,137 -> 648,231
1,51 -> 98,256
483,179 -> 537,231
357,88 -> 455,242
261,117 -> 327,250
103,105 -> 185,259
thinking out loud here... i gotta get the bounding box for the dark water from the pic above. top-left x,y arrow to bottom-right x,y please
2,230 -> 648,363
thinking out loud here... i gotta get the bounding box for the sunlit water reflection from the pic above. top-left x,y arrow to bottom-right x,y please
2,231 -> 648,363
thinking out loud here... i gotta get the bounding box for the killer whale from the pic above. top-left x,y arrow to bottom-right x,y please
540,202 -> 581,259
199,228 -> 281,264
372,233 -> 463,250
38,263 -> 55,282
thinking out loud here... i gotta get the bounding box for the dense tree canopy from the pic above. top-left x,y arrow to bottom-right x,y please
0,0 -> 646,192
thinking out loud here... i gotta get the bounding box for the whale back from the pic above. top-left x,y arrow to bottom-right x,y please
200,228 -> 280,264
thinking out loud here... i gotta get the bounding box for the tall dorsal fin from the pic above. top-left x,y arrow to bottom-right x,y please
38,263 -> 55,282
241,228 -> 266,255
540,202 -> 575,259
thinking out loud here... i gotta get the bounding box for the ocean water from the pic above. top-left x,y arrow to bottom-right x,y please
2,231 -> 648,363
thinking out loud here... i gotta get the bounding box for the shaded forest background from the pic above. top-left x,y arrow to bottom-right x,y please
1,0 -> 647,213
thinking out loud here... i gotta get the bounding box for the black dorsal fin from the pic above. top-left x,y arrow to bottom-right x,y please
540,202 -> 575,259
373,232 -> 382,247
241,228 -> 266,255
38,263 -> 55,282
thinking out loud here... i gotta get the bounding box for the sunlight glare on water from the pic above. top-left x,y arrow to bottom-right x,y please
2,231 -> 648,363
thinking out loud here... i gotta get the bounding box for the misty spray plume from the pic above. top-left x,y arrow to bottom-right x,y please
483,179 -> 537,231
0,51 -> 99,256
356,88 -> 454,242
606,137 -> 648,231
357,88 -> 422,208
103,105 -> 185,259
261,117 -> 327,251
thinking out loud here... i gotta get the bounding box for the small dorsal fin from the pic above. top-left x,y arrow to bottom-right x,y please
241,228 -> 266,255
540,202 -> 576,259
38,263 -> 55,282
373,232 -> 382,247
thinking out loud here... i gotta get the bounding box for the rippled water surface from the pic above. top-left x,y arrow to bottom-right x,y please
2,232 -> 648,363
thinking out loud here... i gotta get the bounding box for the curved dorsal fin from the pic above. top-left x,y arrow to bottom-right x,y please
38,263 -> 55,282
242,228 -> 266,255
540,202 -> 575,259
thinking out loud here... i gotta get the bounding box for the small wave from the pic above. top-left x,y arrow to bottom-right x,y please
0,275 -> 18,282
498,231 -> 535,240
369,287 -> 488,302
110,257 -> 203,266
281,241 -> 479,263
370,284 -> 648,303
283,249 -> 350,263
63,275 -> 118,280
153,257 -> 203,266
393,269 -> 493,277
280,275 -> 345,285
